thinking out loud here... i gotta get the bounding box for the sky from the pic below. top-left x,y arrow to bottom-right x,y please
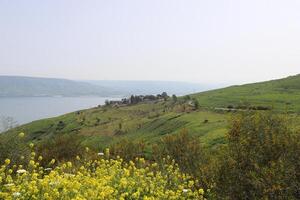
0,0 -> 299,85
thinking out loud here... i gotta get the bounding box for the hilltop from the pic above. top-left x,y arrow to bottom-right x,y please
2,74 -> 300,151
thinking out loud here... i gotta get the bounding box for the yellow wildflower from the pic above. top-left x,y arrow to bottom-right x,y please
18,132 -> 25,138
5,159 -> 10,165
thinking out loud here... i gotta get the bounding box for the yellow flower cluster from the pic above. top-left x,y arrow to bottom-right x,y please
0,155 -> 205,199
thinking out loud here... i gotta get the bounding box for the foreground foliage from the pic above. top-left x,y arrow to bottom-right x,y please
216,112 -> 300,199
1,112 -> 300,199
0,151 -> 205,200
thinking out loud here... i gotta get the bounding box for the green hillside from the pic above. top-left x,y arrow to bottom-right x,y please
3,100 -> 228,150
192,74 -> 300,113
2,74 -> 300,151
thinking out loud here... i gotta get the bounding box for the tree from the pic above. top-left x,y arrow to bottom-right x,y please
193,98 -> 199,109
172,94 -> 177,102
184,95 -> 191,101
161,92 -> 168,101
130,95 -> 135,104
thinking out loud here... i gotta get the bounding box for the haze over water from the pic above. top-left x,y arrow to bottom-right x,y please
0,97 -> 116,125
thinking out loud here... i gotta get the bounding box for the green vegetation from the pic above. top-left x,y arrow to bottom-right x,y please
215,112 -> 300,199
2,98 -> 228,151
1,74 -> 300,199
1,112 -> 299,199
2,74 -> 300,152
192,74 -> 300,113
0,144 -> 206,199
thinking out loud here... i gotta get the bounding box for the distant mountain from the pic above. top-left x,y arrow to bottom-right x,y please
0,76 -> 120,97
0,76 -> 215,97
85,80 -> 214,96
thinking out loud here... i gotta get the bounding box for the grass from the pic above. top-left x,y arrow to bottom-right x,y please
4,100 -> 229,150
192,74 -> 300,113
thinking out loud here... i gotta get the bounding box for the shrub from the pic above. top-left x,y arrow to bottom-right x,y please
152,130 -> 209,186
36,135 -> 84,166
215,112 -> 300,199
109,139 -> 146,161
0,133 -> 29,166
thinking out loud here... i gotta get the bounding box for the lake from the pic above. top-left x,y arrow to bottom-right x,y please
0,97 -> 119,126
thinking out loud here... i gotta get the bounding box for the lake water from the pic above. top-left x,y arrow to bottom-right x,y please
0,97 -> 119,125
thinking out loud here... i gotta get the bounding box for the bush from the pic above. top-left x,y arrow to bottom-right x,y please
152,130 -> 210,186
215,112 -> 300,199
109,139 -> 146,161
0,133 -> 29,166
36,135 -> 84,166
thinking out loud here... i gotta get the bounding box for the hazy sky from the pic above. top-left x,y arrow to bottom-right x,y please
0,0 -> 299,84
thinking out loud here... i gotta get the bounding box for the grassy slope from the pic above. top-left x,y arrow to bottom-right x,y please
192,74 -> 300,113
5,100 -> 228,150
2,74 -> 300,150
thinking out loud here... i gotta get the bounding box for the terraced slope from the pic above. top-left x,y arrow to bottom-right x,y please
3,100 -> 228,150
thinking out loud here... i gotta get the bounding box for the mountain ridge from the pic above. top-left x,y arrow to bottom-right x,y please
0,76 -> 120,97
0,76 -> 208,97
